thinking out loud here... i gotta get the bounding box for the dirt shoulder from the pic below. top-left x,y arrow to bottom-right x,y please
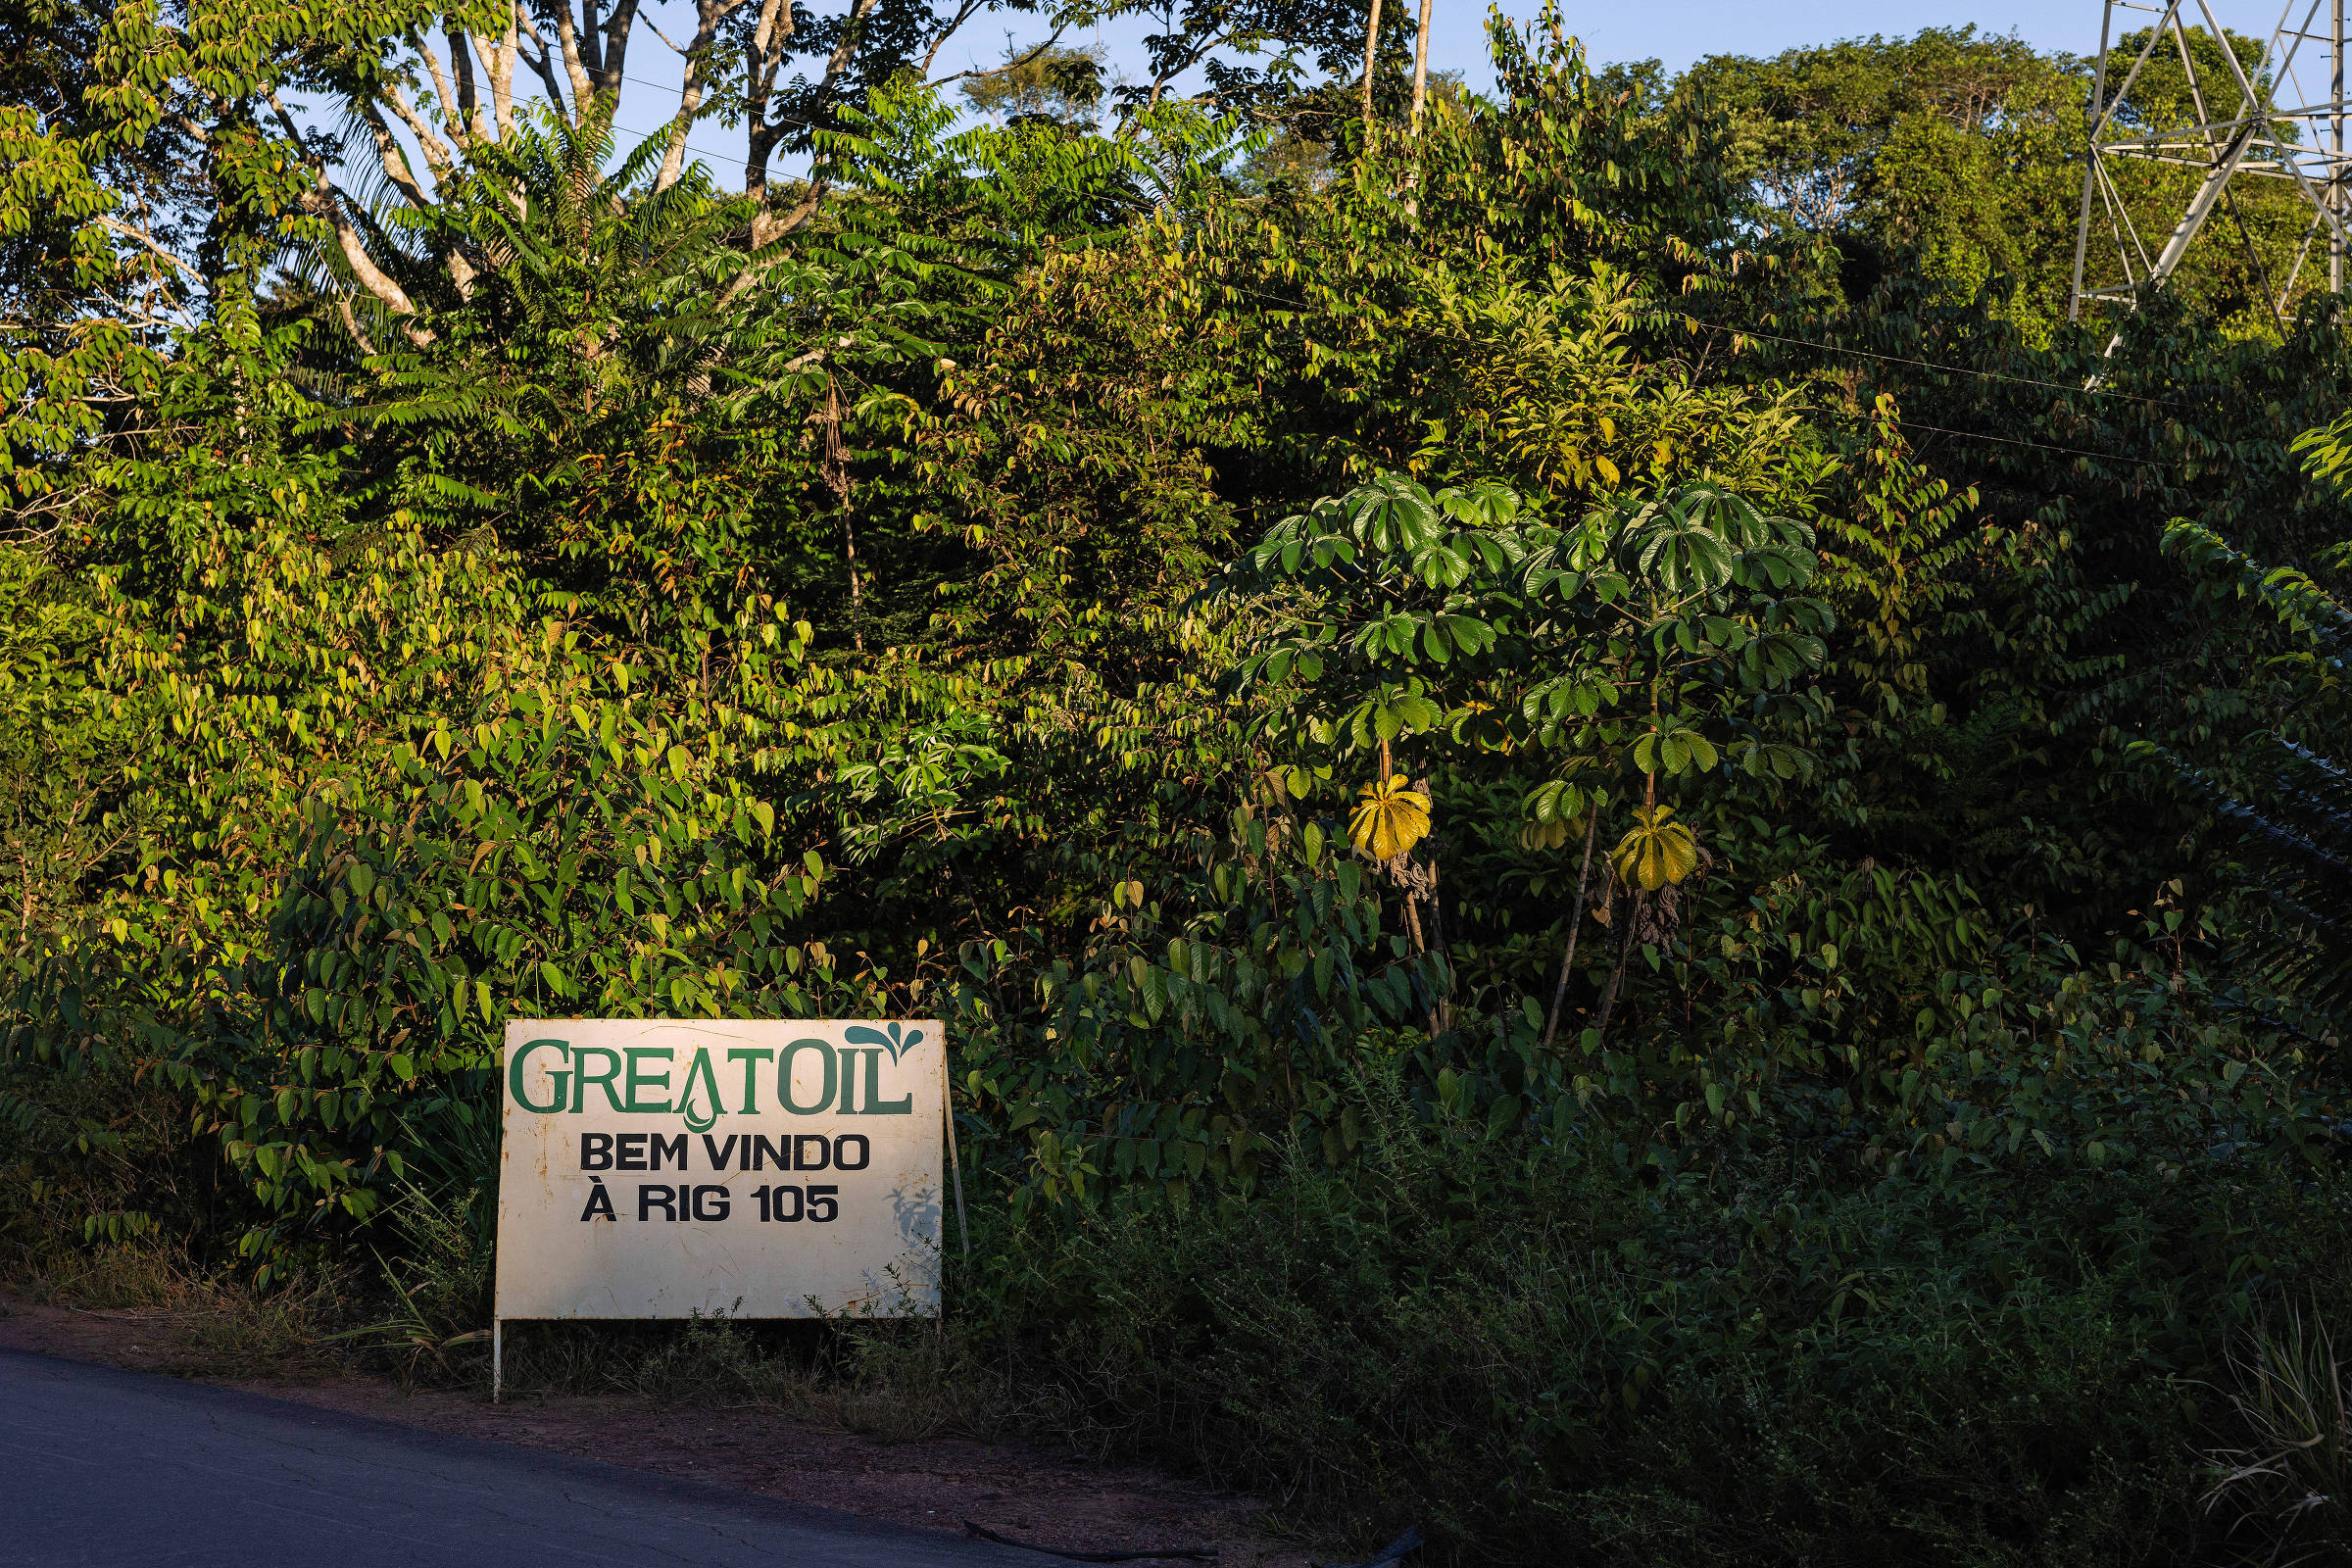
0,1288 -> 1312,1566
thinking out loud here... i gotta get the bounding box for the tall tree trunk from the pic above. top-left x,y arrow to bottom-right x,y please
844,519 -> 863,654
822,380 -> 863,654
1423,856 -> 1449,1033
1411,774 -> 1447,1030
1360,0 -> 1385,127
657,0 -> 740,192
1592,750 -> 1660,1050
1409,0 -> 1433,126
1593,887 -> 1644,1051
1541,808 -> 1602,1050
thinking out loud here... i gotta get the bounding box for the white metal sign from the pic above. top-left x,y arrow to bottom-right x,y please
494,1018 -> 945,1330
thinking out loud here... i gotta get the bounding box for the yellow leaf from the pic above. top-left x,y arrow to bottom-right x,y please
1349,775 -> 1432,861
1611,805 -> 1699,890
1518,816 -> 1573,851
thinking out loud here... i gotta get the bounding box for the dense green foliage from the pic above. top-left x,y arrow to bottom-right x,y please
9,4 -> 2352,1562
1686,24 -> 2322,339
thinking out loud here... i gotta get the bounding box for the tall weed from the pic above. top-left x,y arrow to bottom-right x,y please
946,1082 -> 2352,1566
2203,1307 -> 2352,1565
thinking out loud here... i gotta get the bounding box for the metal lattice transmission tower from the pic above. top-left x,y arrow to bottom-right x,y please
2070,0 -> 2352,327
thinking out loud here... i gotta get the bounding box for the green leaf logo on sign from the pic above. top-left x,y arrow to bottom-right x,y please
844,1022 -> 923,1063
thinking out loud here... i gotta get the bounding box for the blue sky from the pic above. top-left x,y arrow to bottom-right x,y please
571,0 -> 2123,176
1033,0 -> 2109,98
1539,0 -> 2097,79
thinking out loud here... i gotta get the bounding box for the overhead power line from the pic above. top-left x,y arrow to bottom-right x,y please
1884,419 -> 2167,467
1671,317 -> 2202,416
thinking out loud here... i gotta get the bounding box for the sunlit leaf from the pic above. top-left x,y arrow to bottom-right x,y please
1611,805 -> 1699,890
1348,775 -> 1431,861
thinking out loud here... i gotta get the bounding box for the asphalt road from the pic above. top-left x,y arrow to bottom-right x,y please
0,1348 -> 1036,1567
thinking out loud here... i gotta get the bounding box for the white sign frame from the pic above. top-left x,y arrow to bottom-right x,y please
493,1017 -> 946,1394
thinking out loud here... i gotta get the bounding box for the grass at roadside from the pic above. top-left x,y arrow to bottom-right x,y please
13,1076 -> 2352,1567
5,1247 -> 345,1381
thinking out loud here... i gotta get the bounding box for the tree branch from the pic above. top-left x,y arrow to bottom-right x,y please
597,0 -> 648,103
808,0 -> 886,116
929,23 -> 1067,87
357,95 -> 477,296
547,0 -> 597,117
485,12 -> 520,139
917,0 -> 992,79
1142,27 -> 1232,114
656,0 -> 754,192
448,27 -> 486,142
94,215 -> 201,281
337,294 -> 381,356
514,7 -> 571,115
358,98 -> 438,209
741,0 -> 797,200
409,30 -> 474,154
267,90 -> 434,342
750,0 -> 792,68
731,179 -> 828,299
380,80 -> 458,177
1408,0 -> 1432,127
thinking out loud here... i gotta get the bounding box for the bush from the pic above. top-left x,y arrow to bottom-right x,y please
950,1080 -> 2352,1566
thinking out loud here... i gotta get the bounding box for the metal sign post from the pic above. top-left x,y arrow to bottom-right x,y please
490,1018 -> 947,1401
